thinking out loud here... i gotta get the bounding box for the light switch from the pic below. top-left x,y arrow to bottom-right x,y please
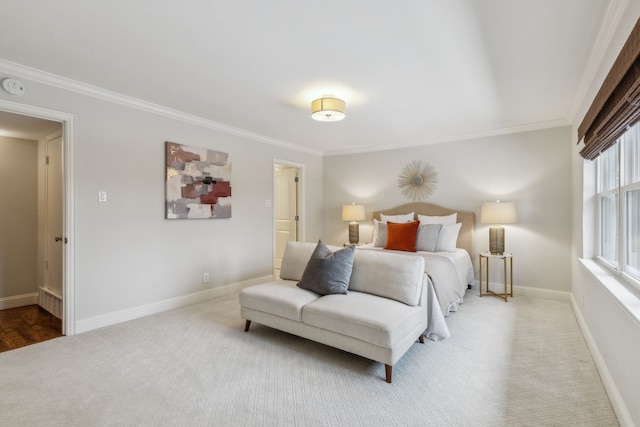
98,191 -> 107,202
265,199 -> 272,208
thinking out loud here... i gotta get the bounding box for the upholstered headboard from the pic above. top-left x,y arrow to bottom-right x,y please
372,202 -> 475,258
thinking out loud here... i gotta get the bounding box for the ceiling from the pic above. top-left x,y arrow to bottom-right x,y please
0,1 -> 620,154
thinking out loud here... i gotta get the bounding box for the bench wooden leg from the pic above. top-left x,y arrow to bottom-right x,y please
418,334 -> 425,344
244,320 -> 251,332
385,364 -> 392,383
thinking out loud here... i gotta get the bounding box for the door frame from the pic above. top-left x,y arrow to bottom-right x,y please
0,99 -> 76,335
273,158 -> 305,274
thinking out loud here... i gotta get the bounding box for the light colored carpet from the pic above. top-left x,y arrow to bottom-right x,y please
0,288 -> 618,426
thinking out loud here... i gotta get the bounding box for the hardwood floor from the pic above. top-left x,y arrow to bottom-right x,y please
0,305 -> 62,353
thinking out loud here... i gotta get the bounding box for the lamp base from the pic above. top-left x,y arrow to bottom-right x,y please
489,226 -> 505,255
348,222 -> 360,245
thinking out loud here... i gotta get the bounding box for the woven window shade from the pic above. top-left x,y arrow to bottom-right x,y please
578,18 -> 640,160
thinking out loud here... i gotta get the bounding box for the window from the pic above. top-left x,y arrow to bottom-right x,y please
597,122 -> 640,285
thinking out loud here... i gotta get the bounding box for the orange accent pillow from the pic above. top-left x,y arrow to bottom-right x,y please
385,221 -> 419,252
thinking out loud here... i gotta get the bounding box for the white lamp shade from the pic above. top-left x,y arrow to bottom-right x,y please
480,201 -> 517,224
342,204 -> 365,221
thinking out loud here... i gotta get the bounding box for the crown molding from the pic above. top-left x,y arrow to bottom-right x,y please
0,59 -> 323,156
0,57 -> 586,158
324,118 -> 570,156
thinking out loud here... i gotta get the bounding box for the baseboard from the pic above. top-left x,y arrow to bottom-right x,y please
571,295 -> 633,427
0,293 -> 38,310
75,275 -> 272,334
470,281 -> 571,301
512,285 -> 571,301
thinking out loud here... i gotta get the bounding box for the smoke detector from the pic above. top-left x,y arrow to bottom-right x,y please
2,78 -> 25,96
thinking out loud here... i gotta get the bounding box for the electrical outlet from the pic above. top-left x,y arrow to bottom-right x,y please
203,272 -> 210,283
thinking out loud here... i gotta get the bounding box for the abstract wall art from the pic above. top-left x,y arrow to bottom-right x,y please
165,141 -> 232,219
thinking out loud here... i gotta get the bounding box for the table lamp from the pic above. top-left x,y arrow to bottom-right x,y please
480,200 -> 517,255
342,203 -> 366,244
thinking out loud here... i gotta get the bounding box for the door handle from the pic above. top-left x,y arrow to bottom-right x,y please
55,236 -> 62,242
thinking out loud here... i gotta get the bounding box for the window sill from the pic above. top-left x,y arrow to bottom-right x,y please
579,258 -> 640,327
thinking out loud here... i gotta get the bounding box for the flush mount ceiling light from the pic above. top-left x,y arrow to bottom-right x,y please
311,96 -> 346,122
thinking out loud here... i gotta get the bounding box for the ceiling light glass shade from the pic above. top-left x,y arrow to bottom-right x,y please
480,201 -> 517,224
311,97 -> 346,122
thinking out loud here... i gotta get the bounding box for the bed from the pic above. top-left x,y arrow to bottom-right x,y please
356,202 -> 475,339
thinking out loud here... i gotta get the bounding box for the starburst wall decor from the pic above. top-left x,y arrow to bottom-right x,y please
397,161 -> 438,201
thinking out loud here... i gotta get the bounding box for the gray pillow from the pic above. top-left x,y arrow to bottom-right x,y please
297,240 -> 355,295
415,223 -> 442,252
374,222 -> 388,247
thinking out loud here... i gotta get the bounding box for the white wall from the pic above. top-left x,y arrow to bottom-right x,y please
0,136 -> 38,299
0,76 -> 324,328
323,126 -> 573,293
570,2 -> 640,425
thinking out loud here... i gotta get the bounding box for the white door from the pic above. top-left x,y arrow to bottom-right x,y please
46,135 -> 64,297
274,166 -> 299,276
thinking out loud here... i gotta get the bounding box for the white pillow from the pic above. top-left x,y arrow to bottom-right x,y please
380,212 -> 415,223
435,222 -> 462,252
373,212 -> 414,242
418,212 -> 457,225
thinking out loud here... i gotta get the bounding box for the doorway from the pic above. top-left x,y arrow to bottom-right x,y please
273,160 -> 303,278
0,101 -> 75,336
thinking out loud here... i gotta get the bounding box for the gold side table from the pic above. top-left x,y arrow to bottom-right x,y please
479,252 -> 513,302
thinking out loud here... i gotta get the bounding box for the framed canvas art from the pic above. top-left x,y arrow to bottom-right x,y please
165,141 -> 232,219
